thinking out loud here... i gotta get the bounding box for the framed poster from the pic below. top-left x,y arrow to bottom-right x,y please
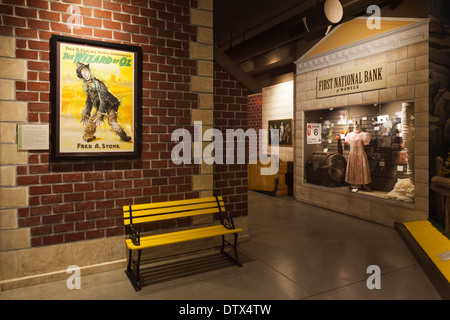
268,119 -> 292,146
50,35 -> 142,160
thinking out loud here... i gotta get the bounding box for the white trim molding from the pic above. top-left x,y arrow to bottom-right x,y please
296,18 -> 429,74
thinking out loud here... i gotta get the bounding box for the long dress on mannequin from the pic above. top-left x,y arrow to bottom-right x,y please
344,128 -> 371,187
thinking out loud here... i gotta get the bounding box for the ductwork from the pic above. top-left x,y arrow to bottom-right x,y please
223,0 -> 395,65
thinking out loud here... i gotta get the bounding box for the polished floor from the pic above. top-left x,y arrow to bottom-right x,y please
0,191 -> 442,300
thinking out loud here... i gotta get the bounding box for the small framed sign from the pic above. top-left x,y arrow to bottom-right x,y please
268,119 -> 292,146
307,123 -> 322,145
18,125 -> 49,151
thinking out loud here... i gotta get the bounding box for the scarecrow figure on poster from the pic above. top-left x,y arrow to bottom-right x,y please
76,62 -> 131,143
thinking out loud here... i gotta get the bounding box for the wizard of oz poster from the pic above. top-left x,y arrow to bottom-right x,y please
51,36 -> 142,159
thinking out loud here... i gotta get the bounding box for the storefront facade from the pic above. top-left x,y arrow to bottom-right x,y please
294,18 -> 430,227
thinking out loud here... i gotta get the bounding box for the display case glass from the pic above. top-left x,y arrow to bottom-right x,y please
304,102 -> 415,202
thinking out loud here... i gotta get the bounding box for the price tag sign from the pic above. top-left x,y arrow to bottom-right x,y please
307,123 -> 322,144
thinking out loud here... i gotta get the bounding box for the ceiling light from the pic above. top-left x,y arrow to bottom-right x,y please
302,0 -> 343,35
324,0 -> 343,24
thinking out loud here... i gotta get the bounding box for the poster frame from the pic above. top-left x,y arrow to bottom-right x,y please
50,35 -> 142,160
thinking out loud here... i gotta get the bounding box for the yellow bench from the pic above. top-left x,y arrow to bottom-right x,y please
123,196 -> 243,291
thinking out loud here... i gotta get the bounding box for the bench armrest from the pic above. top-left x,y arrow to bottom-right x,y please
128,225 -> 140,246
222,217 -> 236,230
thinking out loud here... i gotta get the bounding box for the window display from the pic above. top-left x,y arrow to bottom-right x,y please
304,102 -> 415,202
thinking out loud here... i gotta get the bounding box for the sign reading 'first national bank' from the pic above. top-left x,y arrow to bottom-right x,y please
316,61 -> 387,98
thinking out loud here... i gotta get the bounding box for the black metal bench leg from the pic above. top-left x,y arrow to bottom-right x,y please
125,249 -> 143,291
135,249 -> 142,289
221,235 -> 225,253
127,249 -> 132,273
233,233 -> 242,267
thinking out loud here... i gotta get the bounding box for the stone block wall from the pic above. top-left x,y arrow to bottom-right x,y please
262,81 -> 294,162
295,34 -> 430,227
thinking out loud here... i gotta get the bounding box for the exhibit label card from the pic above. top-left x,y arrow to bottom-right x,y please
307,123 -> 322,144
317,61 -> 387,98
18,124 -> 49,150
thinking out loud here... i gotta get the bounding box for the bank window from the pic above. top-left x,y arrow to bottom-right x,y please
304,102 -> 415,203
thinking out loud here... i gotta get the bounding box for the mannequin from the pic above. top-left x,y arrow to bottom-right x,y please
344,121 -> 371,191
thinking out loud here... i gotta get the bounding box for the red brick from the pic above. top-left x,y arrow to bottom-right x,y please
103,20 -> 121,30
31,226 -> 52,236
52,184 -> 73,193
96,218 -> 115,228
83,17 -> 102,28
54,223 -> 74,233
113,31 -> 131,42
83,0 -> 101,8
42,214 -> 64,224
53,203 -> 74,214
94,29 -> 112,39
17,175 -> 40,185
86,229 -> 104,239
19,217 -> 41,227
28,81 -> 49,91
43,235 -> 64,245
62,173 -> 83,182
50,2 -> 70,12
15,7 -> 38,18
84,172 -> 104,181
30,186 -> 51,195
28,19 -> 50,30
3,16 -> 27,27
113,12 -> 131,23
102,1 -> 121,11
76,220 -> 95,231
65,212 -> 85,222
38,10 -> 60,21
27,0 -> 48,9
86,191 -> 104,200
28,61 -> 49,71
64,193 -> 84,202
64,232 -> 85,243
41,194 -> 63,204
95,181 -> 114,190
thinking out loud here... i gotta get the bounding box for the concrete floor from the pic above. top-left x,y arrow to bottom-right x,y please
0,191 -> 442,300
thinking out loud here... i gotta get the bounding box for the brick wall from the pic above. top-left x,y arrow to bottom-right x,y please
213,63 -> 248,220
0,0 -> 205,250
247,93 -> 262,156
0,0 -> 251,288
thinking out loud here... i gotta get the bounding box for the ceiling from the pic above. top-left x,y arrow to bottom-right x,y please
213,0 -> 425,88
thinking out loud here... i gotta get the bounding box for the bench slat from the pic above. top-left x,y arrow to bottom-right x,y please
126,225 -> 242,250
123,201 -> 225,220
123,196 -> 223,213
124,207 -> 223,225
